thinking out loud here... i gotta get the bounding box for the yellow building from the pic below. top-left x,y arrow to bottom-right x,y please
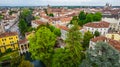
25,31 -> 35,39
105,33 -> 120,41
0,32 -> 19,53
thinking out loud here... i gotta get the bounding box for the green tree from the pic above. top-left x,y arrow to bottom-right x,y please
85,13 -> 93,23
20,8 -> 33,26
20,8 -> 31,18
80,42 -> 120,67
0,14 -> 3,20
48,25 -> 55,32
18,19 -> 27,35
53,28 -> 61,36
10,52 -> 21,67
65,22 -> 84,66
29,27 -> 56,67
70,16 -> 78,24
78,11 -> 86,20
94,30 -> 100,37
48,13 -> 54,17
18,60 -> 33,67
93,12 -> 102,21
6,48 -> 12,53
83,31 -> 94,49
52,22 -> 84,67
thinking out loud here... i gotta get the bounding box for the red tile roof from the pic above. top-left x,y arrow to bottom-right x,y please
84,21 -> 110,28
32,20 -> 45,25
91,36 -> 120,51
60,17 -> 72,22
0,32 -> 18,38
56,24 -> 69,31
19,39 -> 28,44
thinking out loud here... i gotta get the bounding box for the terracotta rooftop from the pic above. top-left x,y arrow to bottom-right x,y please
56,24 -> 69,31
84,21 -> 110,28
0,32 -> 18,38
32,20 -> 46,25
60,17 -> 72,22
19,39 -> 28,44
91,36 -> 120,51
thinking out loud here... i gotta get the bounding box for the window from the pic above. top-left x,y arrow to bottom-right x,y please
2,39 -> 4,41
21,45 -> 24,50
3,43 -> 5,45
9,38 -> 13,40
24,44 -> 27,50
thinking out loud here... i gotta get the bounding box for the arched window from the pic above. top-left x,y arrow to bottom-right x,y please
24,44 -> 27,50
21,45 -> 24,50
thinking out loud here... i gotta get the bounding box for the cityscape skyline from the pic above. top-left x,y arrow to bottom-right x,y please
0,0 -> 120,6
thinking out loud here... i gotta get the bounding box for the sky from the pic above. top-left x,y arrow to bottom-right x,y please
0,0 -> 120,6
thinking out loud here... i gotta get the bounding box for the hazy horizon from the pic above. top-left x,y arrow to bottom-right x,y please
0,0 -> 120,6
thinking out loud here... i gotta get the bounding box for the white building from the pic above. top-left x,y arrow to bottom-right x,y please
102,18 -> 120,31
57,25 -> 69,40
83,21 -> 110,35
31,20 -> 46,28
19,39 -> 29,54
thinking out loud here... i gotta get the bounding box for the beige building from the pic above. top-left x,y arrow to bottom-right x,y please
105,33 -> 120,41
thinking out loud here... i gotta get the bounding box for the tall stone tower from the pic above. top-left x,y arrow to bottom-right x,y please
104,3 -> 112,10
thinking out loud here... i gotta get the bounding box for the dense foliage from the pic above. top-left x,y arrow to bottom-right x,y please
18,59 -> 33,67
29,22 -> 85,67
48,13 -> 54,17
70,11 -> 102,26
80,42 -> 120,67
29,27 -> 56,67
10,52 -> 21,67
94,30 -> 100,37
5,48 -> 12,53
18,19 -> 27,35
18,8 -> 34,35
83,31 -> 94,49
0,14 -> 3,20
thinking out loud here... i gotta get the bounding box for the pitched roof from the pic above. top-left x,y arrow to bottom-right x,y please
84,21 -> 110,28
19,39 -> 28,44
56,24 -> 69,31
0,32 -> 18,38
60,17 -> 72,22
32,20 -> 45,25
91,36 -> 120,51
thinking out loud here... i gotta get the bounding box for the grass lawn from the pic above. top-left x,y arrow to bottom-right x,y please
0,51 -> 17,62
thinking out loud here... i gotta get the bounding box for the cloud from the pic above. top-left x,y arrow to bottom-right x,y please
0,0 -> 119,6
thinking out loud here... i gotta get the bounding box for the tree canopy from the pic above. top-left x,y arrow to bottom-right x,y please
80,42 -> 120,67
18,8 -> 34,35
29,27 -> 56,67
83,31 -> 94,49
70,11 -> 102,26
94,30 -> 100,37
18,60 -> 33,67
18,19 -> 27,35
48,13 -> 54,17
